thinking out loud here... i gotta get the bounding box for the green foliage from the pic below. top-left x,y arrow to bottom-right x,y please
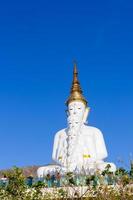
66,171 -> 76,185
32,181 -> 47,188
5,166 -> 26,199
115,167 -> 129,176
58,188 -> 68,198
0,166 -> 133,199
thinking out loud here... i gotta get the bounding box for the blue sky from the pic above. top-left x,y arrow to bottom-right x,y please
0,0 -> 133,169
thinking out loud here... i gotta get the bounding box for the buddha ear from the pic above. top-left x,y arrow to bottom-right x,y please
83,107 -> 90,124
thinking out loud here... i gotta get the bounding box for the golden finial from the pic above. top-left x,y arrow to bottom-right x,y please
66,63 -> 87,106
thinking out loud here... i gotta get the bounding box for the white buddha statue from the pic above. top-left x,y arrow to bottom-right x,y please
37,65 -> 116,177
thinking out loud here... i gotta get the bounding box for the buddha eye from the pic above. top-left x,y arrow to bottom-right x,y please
70,108 -> 73,110
78,108 -> 81,109
75,122 -> 78,124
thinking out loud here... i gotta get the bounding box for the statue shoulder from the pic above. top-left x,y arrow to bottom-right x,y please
84,125 -> 103,136
54,128 -> 67,139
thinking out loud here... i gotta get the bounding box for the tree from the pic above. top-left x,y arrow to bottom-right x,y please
5,166 -> 26,199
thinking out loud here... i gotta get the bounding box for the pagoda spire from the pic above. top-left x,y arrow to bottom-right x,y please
66,63 -> 87,106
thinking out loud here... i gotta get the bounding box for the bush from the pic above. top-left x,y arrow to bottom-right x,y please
0,166 -> 133,199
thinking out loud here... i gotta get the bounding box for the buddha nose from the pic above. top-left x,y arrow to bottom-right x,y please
73,107 -> 76,114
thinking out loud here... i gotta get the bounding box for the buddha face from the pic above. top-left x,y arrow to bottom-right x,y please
67,101 -> 86,130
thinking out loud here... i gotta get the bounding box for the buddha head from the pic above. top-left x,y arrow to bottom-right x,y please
67,101 -> 90,130
66,64 -> 90,130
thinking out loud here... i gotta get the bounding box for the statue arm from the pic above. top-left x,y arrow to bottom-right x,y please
52,132 -> 60,162
94,128 -> 108,160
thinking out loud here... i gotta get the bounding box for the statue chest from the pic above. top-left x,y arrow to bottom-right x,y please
62,132 -> 95,154
57,130 -> 97,165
